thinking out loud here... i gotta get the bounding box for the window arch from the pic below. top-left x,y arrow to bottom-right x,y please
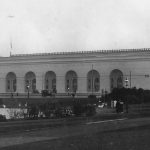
6,72 -> 17,92
25,71 -> 36,92
110,69 -> 123,91
65,71 -> 77,93
45,71 -> 56,92
87,70 -> 100,92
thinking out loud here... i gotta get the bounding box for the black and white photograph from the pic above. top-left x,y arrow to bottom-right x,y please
0,0 -> 150,149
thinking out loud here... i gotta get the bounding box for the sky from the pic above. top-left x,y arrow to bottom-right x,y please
0,0 -> 150,56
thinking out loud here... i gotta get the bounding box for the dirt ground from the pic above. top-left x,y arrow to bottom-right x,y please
0,117 -> 150,150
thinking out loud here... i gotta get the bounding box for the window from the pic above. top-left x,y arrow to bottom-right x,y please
45,79 -> 49,90
111,78 -> 114,89
94,78 -> 99,91
52,79 -> 56,90
117,77 -> 123,88
32,79 -> 36,91
6,72 -> 17,92
87,70 -> 100,92
25,72 -> 36,92
110,69 -> 123,91
45,71 -> 56,91
7,80 -> 10,90
13,79 -> 16,92
88,79 -> 91,91
66,79 -> 69,90
73,78 -> 77,92
65,71 -> 78,92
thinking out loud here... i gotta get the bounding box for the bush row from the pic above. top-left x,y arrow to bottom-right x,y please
25,100 -> 96,119
102,87 -> 150,105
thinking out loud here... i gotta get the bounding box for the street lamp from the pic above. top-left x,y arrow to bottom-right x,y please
27,85 -> 30,99
67,87 -> 69,95
124,77 -> 129,113
125,77 -> 129,88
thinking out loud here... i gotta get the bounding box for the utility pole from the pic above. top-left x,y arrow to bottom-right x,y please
125,77 -> 129,113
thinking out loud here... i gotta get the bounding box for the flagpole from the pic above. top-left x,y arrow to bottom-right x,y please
8,15 -> 14,55
10,36 -> 13,55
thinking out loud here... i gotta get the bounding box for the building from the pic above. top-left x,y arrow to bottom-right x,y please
1,48 -> 150,96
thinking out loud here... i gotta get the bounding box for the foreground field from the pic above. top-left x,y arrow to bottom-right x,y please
2,126 -> 149,150
0,117 -> 150,150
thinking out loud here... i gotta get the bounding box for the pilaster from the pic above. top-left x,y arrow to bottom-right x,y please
56,76 -> 65,93
36,72 -> 44,93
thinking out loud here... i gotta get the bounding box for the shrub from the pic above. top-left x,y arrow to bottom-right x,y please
33,89 -> 39,94
109,87 -> 150,104
127,95 -> 140,104
88,95 -> 96,99
0,114 -> 6,122
28,105 -> 39,119
85,104 -> 96,116
73,102 -> 84,116
73,101 -> 96,117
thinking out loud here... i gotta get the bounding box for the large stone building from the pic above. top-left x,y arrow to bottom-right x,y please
1,48 -> 150,96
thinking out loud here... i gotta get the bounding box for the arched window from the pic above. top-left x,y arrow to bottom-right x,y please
110,69 -> 123,91
45,71 -> 56,92
65,71 -> 77,93
87,70 -> 100,92
6,72 -> 17,92
110,78 -> 114,89
25,72 -> 36,92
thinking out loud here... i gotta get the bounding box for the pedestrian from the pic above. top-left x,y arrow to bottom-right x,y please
114,100 -> 117,108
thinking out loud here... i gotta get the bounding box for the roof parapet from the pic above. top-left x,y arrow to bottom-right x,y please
10,48 -> 150,57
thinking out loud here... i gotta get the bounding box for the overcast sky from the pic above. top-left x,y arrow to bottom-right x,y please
0,0 -> 150,56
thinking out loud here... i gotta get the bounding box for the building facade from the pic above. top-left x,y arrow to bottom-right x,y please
1,48 -> 150,96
